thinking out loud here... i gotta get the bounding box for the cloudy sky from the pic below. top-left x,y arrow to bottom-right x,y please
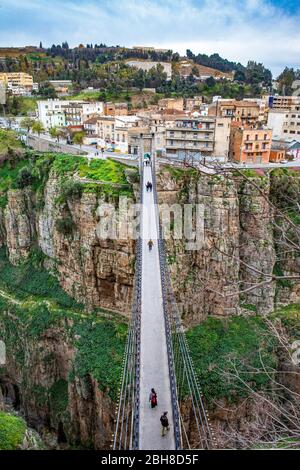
0,0 -> 299,77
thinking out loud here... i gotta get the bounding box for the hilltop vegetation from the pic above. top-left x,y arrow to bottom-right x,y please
0,133 -> 138,208
0,44 -> 274,108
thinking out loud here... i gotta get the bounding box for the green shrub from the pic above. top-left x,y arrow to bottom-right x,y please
59,180 -> 83,202
49,379 -> 69,417
0,412 -> 26,450
55,216 -> 75,236
16,166 -> 34,189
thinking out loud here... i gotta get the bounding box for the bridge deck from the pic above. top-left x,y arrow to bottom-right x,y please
139,164 -> 175,450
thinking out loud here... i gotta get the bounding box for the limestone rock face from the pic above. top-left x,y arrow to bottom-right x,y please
156,166 -> 297,326
0,318 -> 114,450
0,176 -> 135,315
4,188 -> 36,264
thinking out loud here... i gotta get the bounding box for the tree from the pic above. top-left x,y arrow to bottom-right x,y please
20,117 -> 35,133
32,121 -> 45,136
49,126 -> 59,141
38,82 -> 57,99
205,76 -> 216,88
73,131 -> 85,148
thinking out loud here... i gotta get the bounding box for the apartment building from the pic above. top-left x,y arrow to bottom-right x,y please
95,115 -> 139,152
265,95 -> 300,111
128,127 -> 154,155
209,99 -> 262,126
104,102 -> 128,116
0,72 -> 35,95
184,96 -> 205,111
268,105 -> 300,139
37,100 -> 66,129
229,124 -> 273,164
165,116 -> 231,162
158,98 -> 184,112
38,99 -> 103,129
62,102 -> 104,126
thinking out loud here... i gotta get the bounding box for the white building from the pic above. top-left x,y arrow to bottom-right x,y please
38,99 -> 104,130
268,107 -> 300,139
37,99 -> 66,129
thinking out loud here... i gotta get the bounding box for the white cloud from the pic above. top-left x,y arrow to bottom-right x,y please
0,0 -> 299,75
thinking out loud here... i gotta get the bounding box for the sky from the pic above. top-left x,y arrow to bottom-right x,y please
0,0 -> 299,77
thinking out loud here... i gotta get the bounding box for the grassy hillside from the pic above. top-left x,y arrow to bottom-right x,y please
187,307 -> 299,406
0,129 -> 23,155
0,246 -> 127,401
0,146 -> 137,208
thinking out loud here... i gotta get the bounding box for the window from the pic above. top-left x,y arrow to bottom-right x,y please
255,134 -> 258,140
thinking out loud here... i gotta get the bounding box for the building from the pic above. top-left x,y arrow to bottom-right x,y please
126,60 -> 172,80
209,99 -> 262,126
229,124 -> 273,164
0,72 -> 35,95
128,127 -> 154,155
95,115 -> 139,152
184,96 -> 205,111
83,116 -> 98,138
268,104 -> 300,139
62,101 -> 103,127
37,99 -> 66,129
158,98 -> 184,112
269,143 -> 286,163
48,80 -> 73,95
165,116 -> 231,162
104,102 -> 128,116
265,95 -> 300,111
288,141 -> 300,160
38,99 -> 103,129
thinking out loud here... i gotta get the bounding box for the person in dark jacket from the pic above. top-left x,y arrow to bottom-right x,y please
160,411 -> 170,436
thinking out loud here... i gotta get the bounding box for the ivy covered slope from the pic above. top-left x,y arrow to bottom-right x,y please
0,247 -> 127,448
186,314 -> 281,405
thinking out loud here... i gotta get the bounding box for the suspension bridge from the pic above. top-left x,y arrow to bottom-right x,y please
113,153 -> 214,450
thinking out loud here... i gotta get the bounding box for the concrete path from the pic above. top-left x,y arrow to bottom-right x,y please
139,163 -> 175,450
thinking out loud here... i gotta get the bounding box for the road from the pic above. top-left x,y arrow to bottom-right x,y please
138,163 -> 175,450
25,132 -> 136,161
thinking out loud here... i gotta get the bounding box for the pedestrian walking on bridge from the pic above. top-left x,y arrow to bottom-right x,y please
149,388 -> 158,409
148,239 -> 154,251
160,411 -> 170,437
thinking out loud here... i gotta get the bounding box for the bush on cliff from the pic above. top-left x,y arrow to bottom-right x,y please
0,412 -> 26,450
186,316 -> 278,405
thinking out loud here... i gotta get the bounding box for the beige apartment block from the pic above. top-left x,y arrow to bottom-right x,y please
165,116 -> 230,161
209,99 -> 261,126
0,72 -> 33,89
230,124 -> 273,164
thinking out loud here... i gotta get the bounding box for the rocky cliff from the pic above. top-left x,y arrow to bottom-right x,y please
157,165 -> 300,327
0,171 -> 137,315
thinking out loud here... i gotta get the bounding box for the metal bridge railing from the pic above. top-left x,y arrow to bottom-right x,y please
152,156 -> 215,450
113,158 -> 144,450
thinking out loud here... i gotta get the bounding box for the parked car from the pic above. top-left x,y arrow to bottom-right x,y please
280,160 -> 289,164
